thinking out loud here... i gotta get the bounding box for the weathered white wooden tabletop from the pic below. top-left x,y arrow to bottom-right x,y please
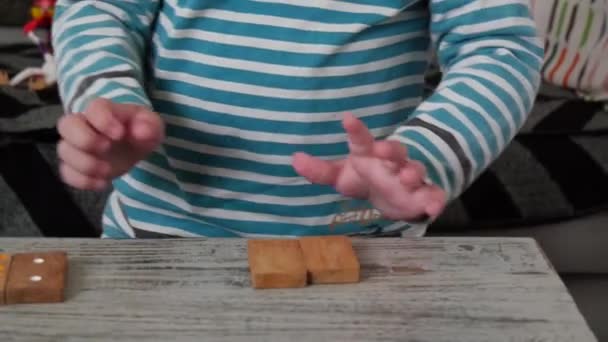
0,237 -> 597,342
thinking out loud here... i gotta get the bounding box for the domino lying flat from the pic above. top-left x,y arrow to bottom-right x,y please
0,251 -> 68,305
247,239 -> 308,289
247,236 -> 360,289
298,236 -> 360,285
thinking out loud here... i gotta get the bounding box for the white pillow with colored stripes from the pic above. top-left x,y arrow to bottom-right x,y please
531,0 -> 608,101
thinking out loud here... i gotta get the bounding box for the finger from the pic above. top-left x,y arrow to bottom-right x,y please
106,100 -> 164,138
343,113 -> 374,156
83,98 -> 125,140
351,156 -> 447,221
127,108 -> 165,152
373,140 -> 407,174
57,141 -> 111,178
411,185 -> 447,219
57,114 -> 111,154
350,156 -> 396,195
350,156 -> 423,219
372,140 -> 408,165
292,152 -> 341,185
398,160 -> 427,189
59,163 -> 108,191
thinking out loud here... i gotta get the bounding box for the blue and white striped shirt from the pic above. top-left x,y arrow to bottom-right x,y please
52,0 -> 543,238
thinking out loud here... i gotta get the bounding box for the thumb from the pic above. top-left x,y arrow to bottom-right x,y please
292,152 -> 341,185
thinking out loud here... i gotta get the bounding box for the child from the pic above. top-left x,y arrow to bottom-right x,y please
52,0 -> 543,238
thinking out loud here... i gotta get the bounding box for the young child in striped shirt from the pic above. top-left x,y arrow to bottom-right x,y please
52,0 -> 543,238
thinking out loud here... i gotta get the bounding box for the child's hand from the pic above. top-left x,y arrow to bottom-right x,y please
293,114 -> 446,222
56,98 -> 164,190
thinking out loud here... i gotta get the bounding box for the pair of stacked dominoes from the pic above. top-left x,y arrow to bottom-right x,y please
0,251 -> 68,305
247,235 -> 360,289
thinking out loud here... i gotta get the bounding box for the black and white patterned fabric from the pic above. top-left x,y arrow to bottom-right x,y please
1,27 -> 106,237
432,85 -> 608,231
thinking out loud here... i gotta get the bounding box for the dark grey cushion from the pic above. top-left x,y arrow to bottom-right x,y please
0,0 -> 33,26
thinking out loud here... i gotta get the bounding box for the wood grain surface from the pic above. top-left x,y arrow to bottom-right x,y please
0,237 -> 597,342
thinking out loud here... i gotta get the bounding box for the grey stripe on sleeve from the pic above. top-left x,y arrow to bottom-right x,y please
407,118 -> 473,188
68,70 -> 140,112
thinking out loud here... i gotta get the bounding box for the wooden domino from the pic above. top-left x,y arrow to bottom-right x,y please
0,253 -> 12,305
247,239 -> 307,289
4,251 -> 68,305
0,70 -> 8,86
298,236 -> 360,284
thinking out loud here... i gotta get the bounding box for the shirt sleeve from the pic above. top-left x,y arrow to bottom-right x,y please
51,0 -> 161,113
388,0 -> 544,202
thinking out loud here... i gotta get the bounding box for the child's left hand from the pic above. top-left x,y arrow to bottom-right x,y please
292,113 -> 446,222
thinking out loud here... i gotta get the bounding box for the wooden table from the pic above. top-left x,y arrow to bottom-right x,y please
0,237 -> 597,341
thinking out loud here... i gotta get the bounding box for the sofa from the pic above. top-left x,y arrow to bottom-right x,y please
1,1 -> 607,340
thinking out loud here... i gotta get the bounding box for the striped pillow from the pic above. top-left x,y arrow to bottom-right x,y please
531,0 -> 608,101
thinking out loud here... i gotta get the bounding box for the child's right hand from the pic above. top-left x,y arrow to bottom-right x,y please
56,98 -> 164,190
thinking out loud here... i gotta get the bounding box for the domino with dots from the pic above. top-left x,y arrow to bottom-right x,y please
0,251 -> 68,305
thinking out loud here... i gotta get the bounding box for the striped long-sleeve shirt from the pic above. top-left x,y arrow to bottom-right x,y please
52,0 -> 543,238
